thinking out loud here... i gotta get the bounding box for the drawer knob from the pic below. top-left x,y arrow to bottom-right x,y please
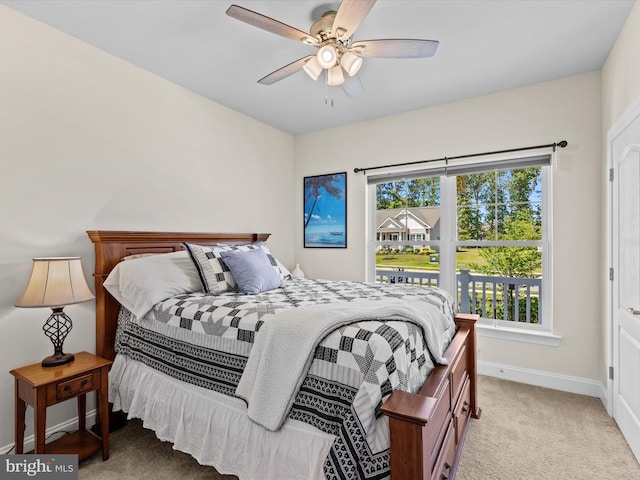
62,378 -> 88,394
462,401 -> 470,413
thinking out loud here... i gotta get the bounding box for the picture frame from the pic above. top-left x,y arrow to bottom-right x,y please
304,172 -> 347,248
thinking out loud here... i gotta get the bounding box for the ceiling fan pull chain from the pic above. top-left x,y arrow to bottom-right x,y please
324,71 -> 334,107
325,70 -> 327,103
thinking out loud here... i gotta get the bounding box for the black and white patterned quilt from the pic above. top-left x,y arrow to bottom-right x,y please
114,278 -> 455,480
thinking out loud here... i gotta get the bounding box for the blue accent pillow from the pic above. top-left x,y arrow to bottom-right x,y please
219,248 -> 282,295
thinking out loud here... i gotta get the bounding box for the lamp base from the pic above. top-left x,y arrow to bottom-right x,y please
41,352 -> 75,367
41,307 -> 75,367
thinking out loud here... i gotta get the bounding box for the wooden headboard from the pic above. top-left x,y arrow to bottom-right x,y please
86,230 -> 270,361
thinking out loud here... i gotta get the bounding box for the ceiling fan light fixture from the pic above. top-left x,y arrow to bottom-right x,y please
327,65 -> 345,86
317,44 -> 338,69
341,51 -> 362,76
303,56 -> 322,80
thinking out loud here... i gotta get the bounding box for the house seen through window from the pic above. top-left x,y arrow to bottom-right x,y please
369,155 -> 550,329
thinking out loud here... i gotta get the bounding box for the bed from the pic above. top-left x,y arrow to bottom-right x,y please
87,230 -> 481,480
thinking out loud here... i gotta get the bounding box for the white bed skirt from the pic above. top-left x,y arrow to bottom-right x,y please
109,354 -> 336,480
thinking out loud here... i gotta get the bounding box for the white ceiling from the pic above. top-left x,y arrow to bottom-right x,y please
3,0 -> 635,135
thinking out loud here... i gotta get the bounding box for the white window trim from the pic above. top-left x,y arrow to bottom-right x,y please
477,321 -> 561,346
367,160 -> 556,337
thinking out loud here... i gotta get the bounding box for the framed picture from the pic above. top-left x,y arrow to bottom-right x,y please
304,172 -> 347,248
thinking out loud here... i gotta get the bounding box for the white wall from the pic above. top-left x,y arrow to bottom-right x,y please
295,72 -> 603,383
0,5 -> 294,449
603,1 -> 640,131
601,1 -> 640,386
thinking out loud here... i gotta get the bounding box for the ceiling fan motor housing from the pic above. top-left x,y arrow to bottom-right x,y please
310,11 -> 337,38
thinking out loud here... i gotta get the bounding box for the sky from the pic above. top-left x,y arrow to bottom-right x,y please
304,174 -> 346,228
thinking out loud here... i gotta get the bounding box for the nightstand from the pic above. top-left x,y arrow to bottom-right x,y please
10,351 -> 112,461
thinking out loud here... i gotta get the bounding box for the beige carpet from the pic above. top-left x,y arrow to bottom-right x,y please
456,376 -> 639,480
80,375 -> 640,479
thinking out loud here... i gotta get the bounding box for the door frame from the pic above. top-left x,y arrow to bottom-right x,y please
606,95 -> 640,415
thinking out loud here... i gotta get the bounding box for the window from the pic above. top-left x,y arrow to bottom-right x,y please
369,155 -> 551,330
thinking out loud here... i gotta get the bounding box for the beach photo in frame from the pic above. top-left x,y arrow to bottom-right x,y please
304,172 -> 347,248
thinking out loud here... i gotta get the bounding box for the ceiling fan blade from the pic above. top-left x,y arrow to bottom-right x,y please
352,39 -> 439,58
331,0 -> 376,39
342,74 -> 364,98
226,5 -> 316,44
258,56 -> 314,85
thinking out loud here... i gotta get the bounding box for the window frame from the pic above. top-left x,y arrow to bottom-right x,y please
367,157 -> 554,336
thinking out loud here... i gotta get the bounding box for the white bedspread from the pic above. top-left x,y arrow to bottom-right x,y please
235,298 -> 455,432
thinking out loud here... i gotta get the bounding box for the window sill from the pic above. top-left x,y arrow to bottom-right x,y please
476,322 -> 562,346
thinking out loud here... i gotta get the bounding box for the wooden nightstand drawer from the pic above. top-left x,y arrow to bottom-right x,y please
57,373 -> 94,400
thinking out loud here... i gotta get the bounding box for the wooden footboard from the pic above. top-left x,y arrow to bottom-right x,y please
381,313 -> 480,480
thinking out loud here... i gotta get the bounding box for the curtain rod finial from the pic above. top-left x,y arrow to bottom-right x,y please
557,140 -> 568,148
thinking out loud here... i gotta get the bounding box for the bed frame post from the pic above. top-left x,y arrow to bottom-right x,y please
452,313 -> 481,419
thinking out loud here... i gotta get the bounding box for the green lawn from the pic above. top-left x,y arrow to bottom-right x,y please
376,248 -> 488,272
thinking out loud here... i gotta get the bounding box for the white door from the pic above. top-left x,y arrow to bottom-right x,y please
612,110 -> 640,463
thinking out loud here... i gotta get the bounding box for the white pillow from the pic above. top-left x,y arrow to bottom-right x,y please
104,250 -> 202,319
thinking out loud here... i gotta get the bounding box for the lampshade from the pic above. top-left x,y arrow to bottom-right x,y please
303,56 -> 323,81
317,44 -> 338,69
16,257 -> 94,308
327,65 -> 345,86
341,51 -> 362,76
16,257 -> 94,367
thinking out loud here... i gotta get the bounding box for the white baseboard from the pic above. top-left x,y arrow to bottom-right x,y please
599,382 -> 610,412
1,409 -> 97,455
479,361 -> 606,400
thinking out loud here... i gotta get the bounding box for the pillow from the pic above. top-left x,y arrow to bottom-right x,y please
184,242 -> 290,294
103,250 -> 202,318
219,249 -> 282,295
183,243 -> 240,294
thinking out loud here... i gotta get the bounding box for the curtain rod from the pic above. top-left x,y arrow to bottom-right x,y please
353,140 -> 568,174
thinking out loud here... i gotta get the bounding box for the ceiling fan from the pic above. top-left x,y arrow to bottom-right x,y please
226,0 -> 439,97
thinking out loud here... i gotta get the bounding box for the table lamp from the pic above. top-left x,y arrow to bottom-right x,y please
16,257 -> 95,367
